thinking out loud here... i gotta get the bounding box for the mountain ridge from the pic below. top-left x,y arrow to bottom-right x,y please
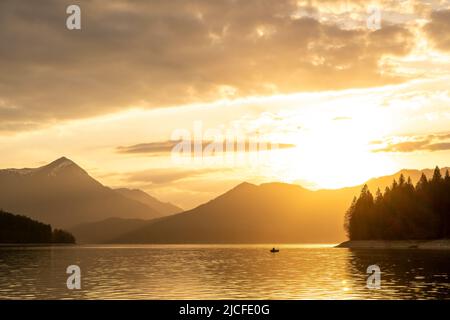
2,158 -> 447,243
115,188 -> 182,216
110,166 -> 449,244
0,157 -> 174,228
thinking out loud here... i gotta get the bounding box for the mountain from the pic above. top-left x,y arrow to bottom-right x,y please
112,167 -> 449,244
115,188 -> 182,216
112,182 -> 354,243
0,157 -> 164,228
69,217 -> 156,244
3,158 -> 447,244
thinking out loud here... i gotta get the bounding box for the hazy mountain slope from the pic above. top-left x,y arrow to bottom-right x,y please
69,217 -> 157,244
0,157 -> 162,228
112,167 -> 449,244
113,182 -> 353,243
115,188 -> 182,216
2,158 -> 446,244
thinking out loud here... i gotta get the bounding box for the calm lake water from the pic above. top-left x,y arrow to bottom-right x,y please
0,244 -> 449,299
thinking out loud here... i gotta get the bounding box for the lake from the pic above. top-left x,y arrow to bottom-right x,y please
0,244 -> 449,299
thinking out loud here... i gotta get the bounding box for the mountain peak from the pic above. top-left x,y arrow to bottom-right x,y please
115,188 -> 183,216
51,156 -> 73,164
217,182 -> 257,198
235,182 -> 257,189
39,157 -> 85,176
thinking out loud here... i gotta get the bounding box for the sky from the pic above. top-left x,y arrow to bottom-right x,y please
0,0 -> 449,209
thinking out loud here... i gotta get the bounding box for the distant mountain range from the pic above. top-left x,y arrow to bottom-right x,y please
111,182 -> 353,243
74,167 -> 449,244
0,157 -> 182,228
0,157 -> 447,244
115,188 -> 181,216
68,217 -> 155,244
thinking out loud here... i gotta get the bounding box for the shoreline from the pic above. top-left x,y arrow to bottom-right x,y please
336,239 -> 450,250
0,243 -> 76,247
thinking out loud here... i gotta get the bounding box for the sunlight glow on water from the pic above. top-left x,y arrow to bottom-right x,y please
0,245 -> 449,299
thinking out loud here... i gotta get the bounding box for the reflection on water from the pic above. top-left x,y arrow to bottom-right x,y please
0,244 -> 449,299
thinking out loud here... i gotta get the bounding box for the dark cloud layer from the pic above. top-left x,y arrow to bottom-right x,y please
424,9 -> 450,51
0,0 -> 418,131
117,140 -> 295,154
125,167 -> 226,184
117,141 -> 179,154
373,132 -> 450,153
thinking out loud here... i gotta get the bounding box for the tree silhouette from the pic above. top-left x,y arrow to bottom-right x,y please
0,210 -> 76,244
345,167 -> 450,240
52,229 -> 76,243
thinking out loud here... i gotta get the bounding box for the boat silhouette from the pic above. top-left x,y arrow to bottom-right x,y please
270,247 -> 279,253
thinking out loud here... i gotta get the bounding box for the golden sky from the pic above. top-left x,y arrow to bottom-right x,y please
0,0 -> 449,209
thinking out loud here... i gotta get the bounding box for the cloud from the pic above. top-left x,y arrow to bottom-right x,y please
117,140 -> 295,154
374,139 -> 430,152
426,143 -> 450,151
0,0 -> 416,131
373,132 -> 450,153
424,9 -> 450,52
125,168 -> 226,184
117,141 -> 178,154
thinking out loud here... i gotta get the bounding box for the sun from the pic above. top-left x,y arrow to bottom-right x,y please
261,100 -> 398,189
